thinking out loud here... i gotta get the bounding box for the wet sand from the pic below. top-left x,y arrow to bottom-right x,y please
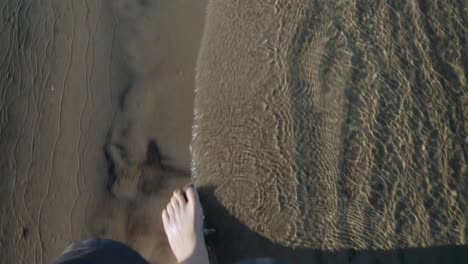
193,0 -> 467,262
0,0 -> 205,263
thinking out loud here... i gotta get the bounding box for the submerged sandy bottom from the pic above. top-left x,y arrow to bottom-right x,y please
192,0 -> 467,263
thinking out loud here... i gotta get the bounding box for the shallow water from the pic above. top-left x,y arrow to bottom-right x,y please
193,0 -> 467,261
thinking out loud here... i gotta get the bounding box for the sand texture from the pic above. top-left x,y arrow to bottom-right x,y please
192,0 -> 467,262
0,0 -> 205,263
1,0 -> 467,263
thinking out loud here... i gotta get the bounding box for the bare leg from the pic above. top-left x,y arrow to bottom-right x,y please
162,186 -> 209,264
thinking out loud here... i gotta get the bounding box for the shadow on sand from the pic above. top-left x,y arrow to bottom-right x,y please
198,186 -> 468,264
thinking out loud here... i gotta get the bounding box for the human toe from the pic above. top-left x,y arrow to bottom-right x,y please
171,195 -> 180,209
185,186 -> 198,204
162,208 -> 170,224
166,202 -> 175,217
173,189 -> 186,207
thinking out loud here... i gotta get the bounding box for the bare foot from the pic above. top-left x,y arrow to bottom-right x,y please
162,186 -> 209,264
